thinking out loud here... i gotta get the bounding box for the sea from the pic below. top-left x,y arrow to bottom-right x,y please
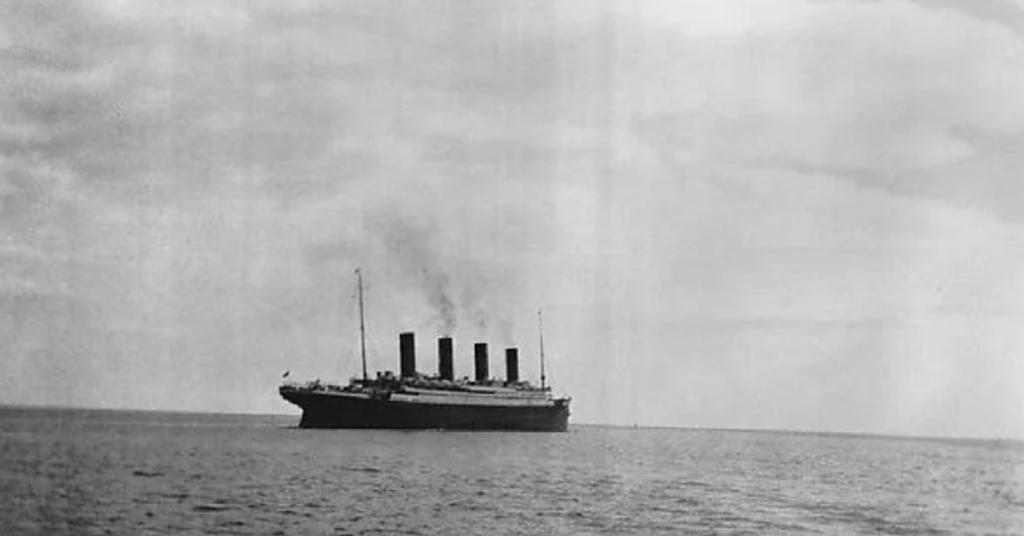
1,406 -> 1021,535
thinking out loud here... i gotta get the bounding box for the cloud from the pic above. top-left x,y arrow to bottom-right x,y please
1,0 -> 1022,438
1,0 -> 569,406
830,0 -> 1024,38
601,0 -> 1024,220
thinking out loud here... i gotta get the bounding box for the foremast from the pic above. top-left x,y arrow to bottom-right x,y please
356,268 -> 368,382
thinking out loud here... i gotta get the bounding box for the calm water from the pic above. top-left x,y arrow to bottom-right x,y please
1,407 -> 1022,535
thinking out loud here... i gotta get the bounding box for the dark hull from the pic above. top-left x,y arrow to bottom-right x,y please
280,388 -> 569,432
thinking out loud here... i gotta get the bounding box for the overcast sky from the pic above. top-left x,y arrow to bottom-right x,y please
2,0 -> 1023,439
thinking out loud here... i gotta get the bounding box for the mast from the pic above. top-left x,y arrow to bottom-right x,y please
538,310 -> 546,390
357,268 -> 368,382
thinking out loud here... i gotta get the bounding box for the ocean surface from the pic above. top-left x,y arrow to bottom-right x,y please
1,407 -> 1022,535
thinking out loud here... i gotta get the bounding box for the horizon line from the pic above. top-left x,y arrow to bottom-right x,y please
1,402 -> 1020,445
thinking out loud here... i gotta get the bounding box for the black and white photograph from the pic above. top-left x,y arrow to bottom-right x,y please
2,0 -> 1023,534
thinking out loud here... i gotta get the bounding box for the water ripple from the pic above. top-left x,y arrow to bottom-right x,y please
1,408 -> 1022,535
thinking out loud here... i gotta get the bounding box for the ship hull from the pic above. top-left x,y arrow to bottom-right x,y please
280,388 -> 569,432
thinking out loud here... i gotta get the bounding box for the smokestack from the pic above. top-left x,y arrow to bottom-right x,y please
400,332 -> 416,378
474,342 -> 489,382
505,348 -> 519,383
438,337 -> 453,381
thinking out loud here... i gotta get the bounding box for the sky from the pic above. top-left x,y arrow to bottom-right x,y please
2,0 -> 1023,440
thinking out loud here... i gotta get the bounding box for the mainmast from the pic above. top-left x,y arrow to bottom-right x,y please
357,268 -> 368,382
538,310 -> 547,390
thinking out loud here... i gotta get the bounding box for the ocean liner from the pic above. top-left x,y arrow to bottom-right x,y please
279,270 -> 571,431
